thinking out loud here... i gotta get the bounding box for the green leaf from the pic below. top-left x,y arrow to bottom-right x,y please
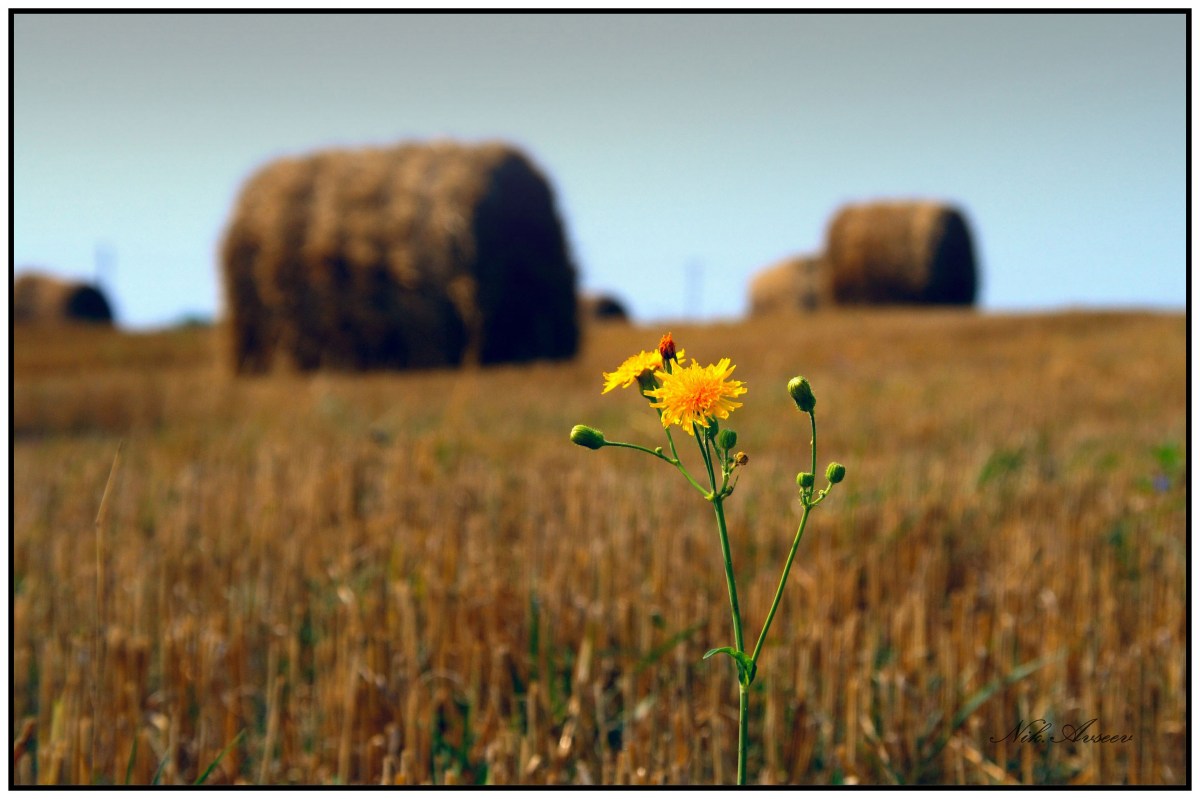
703,646 -> 734,660
703,647 -> 757,686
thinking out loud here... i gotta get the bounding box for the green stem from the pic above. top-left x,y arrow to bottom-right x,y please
665,425 -> 684,465
603,439 -> 673,461
738,684 -> 749,785
809,410 -> 817,493
696,427 -> 718,494
737,409 -> 820,785
605,439 -> 708,495
751,409 -> 819,665
711,496 -> 745,654
750,504 -> 812,666
699,428 -> 748,784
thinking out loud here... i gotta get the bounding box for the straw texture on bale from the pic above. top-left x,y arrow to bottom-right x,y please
13,272 -> 114,325
581,293 -> 630,323
825,201 -> 978,305
747,254 -> 829,316
221,141 -> 579,373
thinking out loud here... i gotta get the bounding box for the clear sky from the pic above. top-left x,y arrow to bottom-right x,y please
13,12 -> 1188,329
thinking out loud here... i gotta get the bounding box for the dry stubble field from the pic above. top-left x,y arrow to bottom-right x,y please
10,308 -> 1188,785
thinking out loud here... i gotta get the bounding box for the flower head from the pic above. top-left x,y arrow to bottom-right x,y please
646,358 -> 747,436
602,345 -> 685,394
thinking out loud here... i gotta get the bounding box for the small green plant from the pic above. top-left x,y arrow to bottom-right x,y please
570,332 -> 846,785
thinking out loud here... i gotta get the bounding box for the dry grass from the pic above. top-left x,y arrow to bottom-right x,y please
11,309 -> 1187,785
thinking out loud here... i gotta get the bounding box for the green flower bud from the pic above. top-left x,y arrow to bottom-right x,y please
788,376 -> 816,413
826,462 -> 846,484
636,370 -> 659,399
716,428 -> 738,450
570,425 -> 606,450
796,471 -> 814,489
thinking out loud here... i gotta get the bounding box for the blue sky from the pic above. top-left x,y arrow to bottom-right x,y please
13,12 -> 1187,329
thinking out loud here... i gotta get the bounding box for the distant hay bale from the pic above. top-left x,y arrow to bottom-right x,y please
581,293 -> 630,323
825,201 -> 978,305
220,140 -> 579,373
747,254 -> 829,316
13,271 -> 114,325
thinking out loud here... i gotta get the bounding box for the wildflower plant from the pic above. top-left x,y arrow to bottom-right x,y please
570,332 -> 846,785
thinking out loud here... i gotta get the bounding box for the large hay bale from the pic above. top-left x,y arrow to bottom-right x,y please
13,271 -> 114,325
580,293 -> 630,323
825,201 -> 978,305
221,140 -> 579,373
747,254 -> 829,316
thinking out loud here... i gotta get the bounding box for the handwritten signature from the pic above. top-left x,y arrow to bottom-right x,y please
991,719 -> 1132,744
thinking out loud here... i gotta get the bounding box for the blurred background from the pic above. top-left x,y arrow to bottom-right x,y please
12,12 -> 1187,330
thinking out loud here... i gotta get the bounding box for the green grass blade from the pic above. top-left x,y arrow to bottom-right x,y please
150,754 -> 170,786
124,733 -> 138,785
193,729 -> 245,786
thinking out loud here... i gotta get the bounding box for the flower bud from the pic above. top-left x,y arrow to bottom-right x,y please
636,370 -> 659,398
570,425 -> 606,450
826,462 -> 846,484
788,376 -> 816,413
796,471 -> 814,489
716,428 -> 738,450
658,331 -> 678,363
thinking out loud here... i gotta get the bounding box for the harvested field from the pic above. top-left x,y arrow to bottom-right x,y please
11,309 -> 1187,785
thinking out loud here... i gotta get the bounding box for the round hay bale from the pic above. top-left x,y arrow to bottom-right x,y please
581,293 -> 630,323
220,140 -> 579,373
747,254 -> 829,316
13,271 -> 114,325
825,201 -> 978,305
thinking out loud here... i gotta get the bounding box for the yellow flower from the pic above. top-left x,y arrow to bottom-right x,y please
601,347 -> 685,394
646,358 -> 747,436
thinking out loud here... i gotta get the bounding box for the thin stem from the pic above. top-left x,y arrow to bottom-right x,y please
809,410 -> 817,493
711,496 -> 745,654
664,425 -> 684,465
673,465 -> 709,497
750,409 -> 819,664
614,439 -> 705,494
699,428 -> 748,784
750,504 -> 812,666
738,685 -> 749,785
603,439 -> 673,461
699,430 -> 744,652
696,427 -> 718,493
605,438 -> 709,495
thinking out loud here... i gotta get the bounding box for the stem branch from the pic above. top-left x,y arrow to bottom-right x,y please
751,504 -> 811,665
604,439 -> 708,495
